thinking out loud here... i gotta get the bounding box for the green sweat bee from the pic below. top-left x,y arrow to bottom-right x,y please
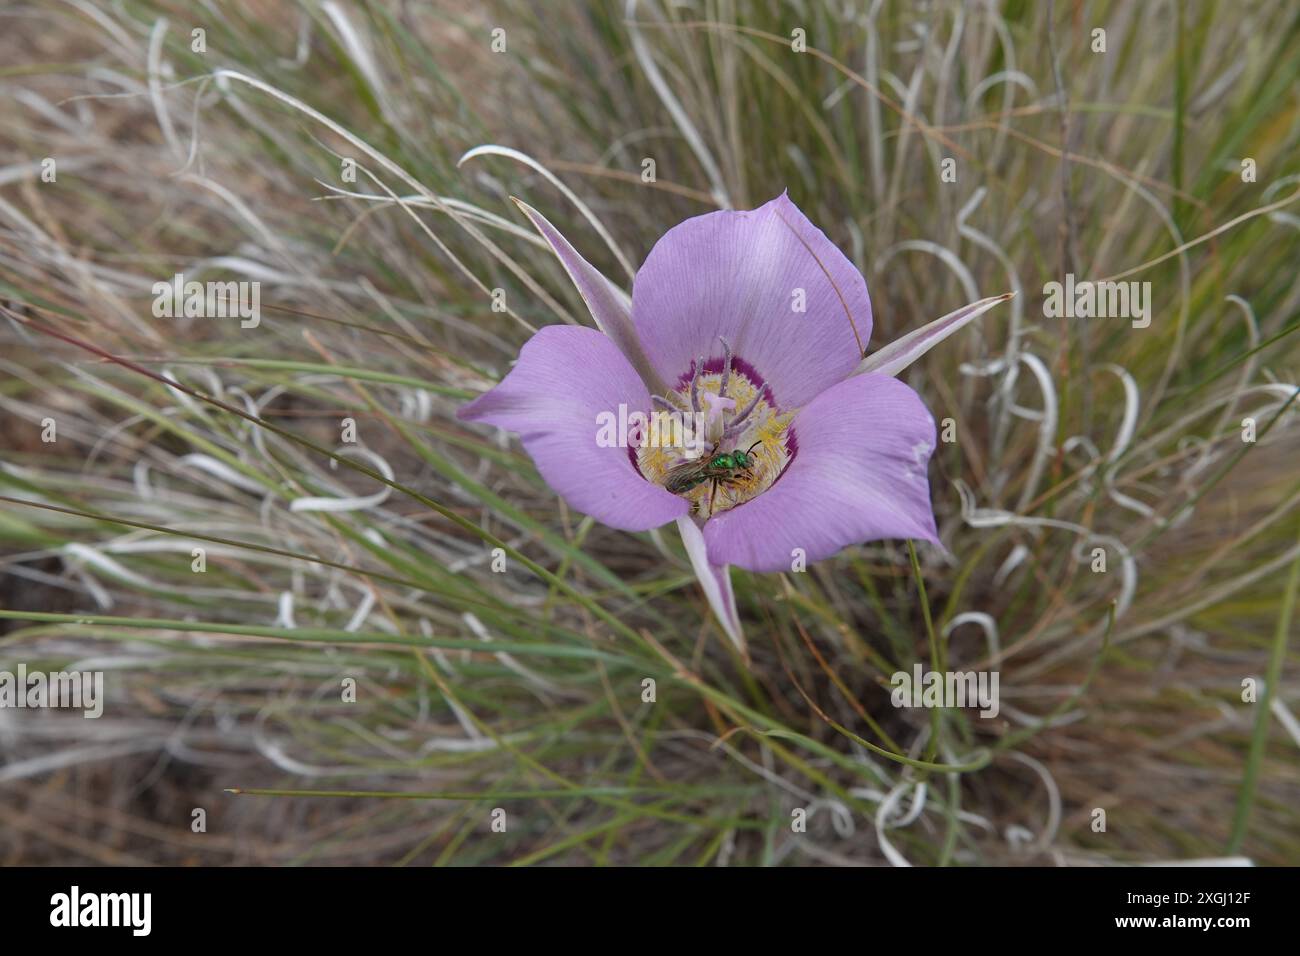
664,442 -> 763,506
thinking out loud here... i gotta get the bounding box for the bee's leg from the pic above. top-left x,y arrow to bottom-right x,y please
709,478 -> 719,515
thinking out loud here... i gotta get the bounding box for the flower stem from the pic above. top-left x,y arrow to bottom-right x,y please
908,539 -> 945,762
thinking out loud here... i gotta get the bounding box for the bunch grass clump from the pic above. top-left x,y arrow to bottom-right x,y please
0,0 -> 1297,865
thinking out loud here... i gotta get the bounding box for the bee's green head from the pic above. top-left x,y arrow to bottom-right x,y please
732,441 -> 763,469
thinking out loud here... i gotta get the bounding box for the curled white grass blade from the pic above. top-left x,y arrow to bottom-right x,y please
876,240 -> 981,306
1101,364 -> 1140,463
965,70 -> 1040,110
512,197 -> 670,396
943,611 -> 1001,662
855,293 -> 1014,377
459,145 -> 637,281
1214,294 -> 1260,433
289,446 -> 394,513
993,543 -> 1029,587
806,799 -> 856,838
1010,351 -> 1057,512
675,516 -> 745,660
1005,751 -> 1062,855
874,782 -> 921,867
953,480 -> 1136,621
177,453 -> 265,494
1098,364 -> 1157,521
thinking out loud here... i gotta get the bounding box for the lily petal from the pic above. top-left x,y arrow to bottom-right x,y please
632,192 -> 870,409
676,515 -> 746,659
703,374 -> 939,572
459,326 -> 688,531
855,293 -> 1014,378
512,198 -> 670,396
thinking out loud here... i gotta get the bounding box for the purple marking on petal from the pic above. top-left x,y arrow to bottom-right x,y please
784,423 -> 799,460
702,374 -> 939,572
459,326 -> 689,532
769,423 -> 798,487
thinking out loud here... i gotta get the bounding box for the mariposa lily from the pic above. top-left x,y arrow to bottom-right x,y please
460,192 -> 1010,657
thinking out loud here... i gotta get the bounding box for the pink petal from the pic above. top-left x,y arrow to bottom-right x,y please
632,192 -> 870,410
512,198 -> 669,396
459,326 -> 688,531
703,374 -> 939,572
677,516 -> 745,658
855,293 -> 1014,377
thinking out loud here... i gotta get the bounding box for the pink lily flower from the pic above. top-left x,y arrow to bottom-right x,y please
459,192 -> 1010,657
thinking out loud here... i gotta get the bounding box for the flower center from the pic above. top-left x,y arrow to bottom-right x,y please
636,339 -> 795,519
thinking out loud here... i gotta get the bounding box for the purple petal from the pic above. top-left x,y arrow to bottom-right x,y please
676,516 -> 745,658
459,326 -> 688,531
703,374 -> 939,572
632,192 -> 870,409
856,293 -> 1014,377
512,198 -> 670,395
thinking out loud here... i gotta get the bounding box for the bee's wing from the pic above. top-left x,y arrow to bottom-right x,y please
663,456 -> 714,492
664,456 -> 704,478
